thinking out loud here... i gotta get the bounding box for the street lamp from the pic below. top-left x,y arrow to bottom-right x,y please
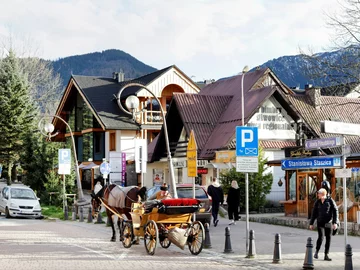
38,115 -> 86,205
116,82 -> 178,199
241,65 -> 250,256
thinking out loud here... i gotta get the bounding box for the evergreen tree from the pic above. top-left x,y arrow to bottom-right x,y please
0,51 -> 37,184
220,148 -> 273,211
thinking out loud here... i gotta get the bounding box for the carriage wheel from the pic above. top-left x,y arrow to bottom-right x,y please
144,220 -> 158,255
160,236 -> 171,248
122,222 -> 134,248
187,221 -> 204,255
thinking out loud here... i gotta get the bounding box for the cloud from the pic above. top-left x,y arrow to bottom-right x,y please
0,0 -> 339,80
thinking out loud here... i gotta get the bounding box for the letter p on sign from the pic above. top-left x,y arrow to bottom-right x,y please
241,130 -> 253,147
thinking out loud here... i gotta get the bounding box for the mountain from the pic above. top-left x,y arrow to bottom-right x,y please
257,46 -> 360,90
51,49 -> 157,86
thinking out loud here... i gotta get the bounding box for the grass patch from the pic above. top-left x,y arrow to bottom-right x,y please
42,205 -> 64,220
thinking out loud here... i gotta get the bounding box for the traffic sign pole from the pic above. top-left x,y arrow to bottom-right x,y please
342,136 -> 348,247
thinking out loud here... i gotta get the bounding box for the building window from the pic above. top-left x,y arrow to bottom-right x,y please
94,133 -> 102,153
110,132 -> 116,151
287,171 -> 296,201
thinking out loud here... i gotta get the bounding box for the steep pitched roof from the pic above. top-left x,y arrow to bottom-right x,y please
173,94 -> 233,151
288,95 -> 360,153
72,75 -> 140,130
58,66 -> 176,130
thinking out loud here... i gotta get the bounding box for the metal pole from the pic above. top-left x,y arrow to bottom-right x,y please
39,115 -> 85,205
342,136 -> 348,247
241,70 -> 250,255
117,83 -> 178,198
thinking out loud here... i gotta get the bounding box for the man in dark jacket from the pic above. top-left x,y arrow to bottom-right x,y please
207,177 -> 224,227
309,188 -> 339,261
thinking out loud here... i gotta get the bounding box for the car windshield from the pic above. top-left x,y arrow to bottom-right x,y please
10,188 -> 37,200
177,187 -> 208,199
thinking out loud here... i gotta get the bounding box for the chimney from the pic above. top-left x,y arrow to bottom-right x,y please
305,84 -> 321,110
113,69 -> 125,83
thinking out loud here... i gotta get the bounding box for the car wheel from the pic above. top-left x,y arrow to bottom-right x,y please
5,207 -> 11,218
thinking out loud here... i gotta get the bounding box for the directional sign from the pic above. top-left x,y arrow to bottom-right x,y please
321,121 -> 360,136
305,137 -> 343,150
236,127 -> 258,156
187,130 -> 197,177
281,156 -> 342,170
58,149 -> 71,175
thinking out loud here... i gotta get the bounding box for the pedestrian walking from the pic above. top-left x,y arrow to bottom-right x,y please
309,187 -> 339,261
207,177 -> 224,227
226,180 -> 240,225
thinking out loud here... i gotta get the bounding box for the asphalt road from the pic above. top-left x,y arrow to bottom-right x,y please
0,214 -> 359,270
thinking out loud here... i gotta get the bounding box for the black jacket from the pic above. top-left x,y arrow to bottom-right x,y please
310,197 -> 339,226
226,187 -> 240,207
207,184 -> 224,205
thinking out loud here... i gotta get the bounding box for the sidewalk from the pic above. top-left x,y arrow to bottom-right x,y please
201,213 -> 360,270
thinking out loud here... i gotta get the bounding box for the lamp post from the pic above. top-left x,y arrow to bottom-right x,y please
241,65 -> 250,255
117,82 -> 178,198
38,115 -> 86,205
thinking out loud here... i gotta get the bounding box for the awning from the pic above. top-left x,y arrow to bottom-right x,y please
78,162 -> 99,170
204,162 -> 232,169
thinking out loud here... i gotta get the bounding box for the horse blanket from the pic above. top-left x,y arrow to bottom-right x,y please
108,185 -> 137,208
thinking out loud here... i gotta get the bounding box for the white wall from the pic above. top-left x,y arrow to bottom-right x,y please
263,150 -> 285,205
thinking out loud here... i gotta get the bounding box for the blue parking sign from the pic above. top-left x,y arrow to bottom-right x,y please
236,127 -> 258,156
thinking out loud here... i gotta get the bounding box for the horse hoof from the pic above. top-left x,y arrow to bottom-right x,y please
111,238 -> 116,242
120,237 -> 124,242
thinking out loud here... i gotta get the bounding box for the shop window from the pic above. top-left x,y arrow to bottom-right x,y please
287,171 -> 296,200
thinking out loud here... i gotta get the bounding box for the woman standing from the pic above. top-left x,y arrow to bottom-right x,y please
226,180 -> 240,225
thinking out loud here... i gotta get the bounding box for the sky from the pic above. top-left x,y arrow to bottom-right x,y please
0,0 -> 340,81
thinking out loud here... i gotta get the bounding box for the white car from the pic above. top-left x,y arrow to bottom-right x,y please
0,185 -> 42,218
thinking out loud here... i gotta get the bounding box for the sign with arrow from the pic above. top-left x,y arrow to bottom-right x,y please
187,130 -> 197,177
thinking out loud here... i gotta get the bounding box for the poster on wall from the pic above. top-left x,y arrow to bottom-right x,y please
153,169 -> 163,186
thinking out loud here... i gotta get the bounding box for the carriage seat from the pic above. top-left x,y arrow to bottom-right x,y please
160,198 -> 200,215
143,198 -> 200,214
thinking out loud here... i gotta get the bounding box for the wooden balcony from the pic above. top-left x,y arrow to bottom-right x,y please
139,110 -> 164,125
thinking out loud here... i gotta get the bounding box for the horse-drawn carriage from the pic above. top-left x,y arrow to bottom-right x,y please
123,198 -> 205,255
91,184 -> 205,256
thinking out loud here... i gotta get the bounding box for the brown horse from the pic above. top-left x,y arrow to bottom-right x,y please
91,184 -> 147,242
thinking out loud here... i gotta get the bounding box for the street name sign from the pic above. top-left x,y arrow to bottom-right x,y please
321,121 -> 360,136
305,137 -> 343,150
236,126 -> 258,156
236,156 -> 259,173
187,130 -> 197,177
281,156 -> 342,170
58,149 -> 71,175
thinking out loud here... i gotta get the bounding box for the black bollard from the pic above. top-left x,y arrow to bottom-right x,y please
64,205 -> 68,220
246,230 -> 256,258
223,227 -> 233,253
71,205 -> 76,221
302,237 -> 314,269
87,206 -> 93,223
204,223 -> 212,249
79,206 -> 84,222
345,244 -> 353,270
95,210 -> 105,224
272,233 -> 282,263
